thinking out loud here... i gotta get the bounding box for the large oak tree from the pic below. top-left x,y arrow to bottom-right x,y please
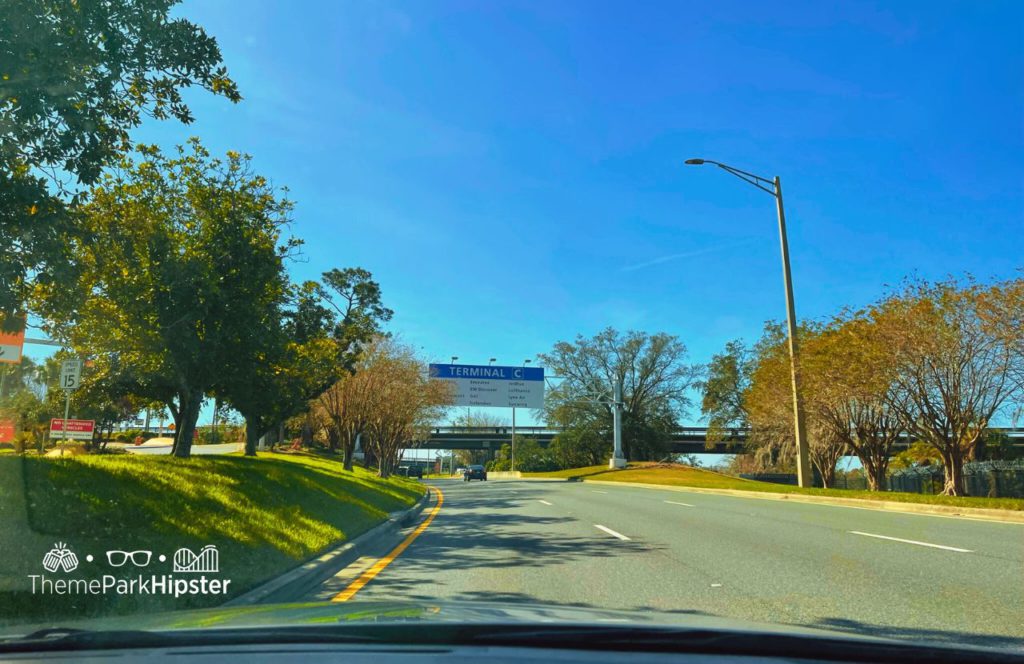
1,0 -> 240,320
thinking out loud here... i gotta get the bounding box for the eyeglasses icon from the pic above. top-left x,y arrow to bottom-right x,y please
106,550 -> 152,567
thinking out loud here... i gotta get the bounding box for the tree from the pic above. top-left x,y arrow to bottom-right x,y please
315,345 -> 382,469
540,328 -> 701,461
699,339 -> 753,449
548,422 -> 609,469
870,278 -> 1022,495
44,354 -> 145,451
804,315 -> 904,491
745,322 -> 848,487
254,268 -> 394,460
489,437 -> 554,472
33,140 -> 295,458
1,0 -> 240,318
354,339 -> 453,478
451,409 -> 507,467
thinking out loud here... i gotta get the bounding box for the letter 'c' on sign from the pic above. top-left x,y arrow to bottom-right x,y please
514,368 -> 523,378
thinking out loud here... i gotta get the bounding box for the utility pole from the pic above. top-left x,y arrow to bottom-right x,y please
774,176 -> 811,487
684,159 -> 812,487
610,377 -> 626,469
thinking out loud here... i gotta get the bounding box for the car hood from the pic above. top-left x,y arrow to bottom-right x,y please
0,598 -> 904,641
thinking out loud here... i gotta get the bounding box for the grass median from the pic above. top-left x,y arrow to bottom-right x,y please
524,463 -> 1024,511
0,451 -> 426,622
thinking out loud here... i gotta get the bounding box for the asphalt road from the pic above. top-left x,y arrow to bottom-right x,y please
296,479 -> 1024,648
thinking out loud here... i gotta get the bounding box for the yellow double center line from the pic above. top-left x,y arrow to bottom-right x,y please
331,486 -> 444,602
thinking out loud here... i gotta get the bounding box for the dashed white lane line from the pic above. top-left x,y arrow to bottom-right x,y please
594,524 -> 631,541
538,500 -> 553,506
849,531 -> 973,553
664,500 -> 695,507
591,490 -> 608,494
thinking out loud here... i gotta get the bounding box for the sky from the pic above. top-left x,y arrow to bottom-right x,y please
24,1 -> 1024,429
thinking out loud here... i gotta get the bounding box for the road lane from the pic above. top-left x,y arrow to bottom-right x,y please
298,479 -> 1024,648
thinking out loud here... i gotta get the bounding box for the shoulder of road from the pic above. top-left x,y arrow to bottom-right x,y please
0,451 -> 427,622
519,464 -> 1024,524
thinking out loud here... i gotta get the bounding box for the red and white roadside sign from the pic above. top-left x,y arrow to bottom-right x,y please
0,419 -> 15,444
0,326 -> 25,365
49,419 -> 95,440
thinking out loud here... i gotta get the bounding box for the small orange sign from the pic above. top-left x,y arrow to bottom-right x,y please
0,324 -> 25,365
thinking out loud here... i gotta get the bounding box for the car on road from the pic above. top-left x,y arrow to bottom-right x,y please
463,465 -> 487,481
407,466 -> 423,478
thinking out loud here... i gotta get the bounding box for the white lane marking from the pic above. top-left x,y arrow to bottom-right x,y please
664,500 -> 695,507
591,490 -> 608,494
848,531 -> 973,553
710,583 -> 723,588
594,524 -> 631,541
538,500 -> 553,506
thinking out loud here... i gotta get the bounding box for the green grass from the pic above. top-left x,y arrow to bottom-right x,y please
524,463 -> 1024,510
0,451 -> 425,622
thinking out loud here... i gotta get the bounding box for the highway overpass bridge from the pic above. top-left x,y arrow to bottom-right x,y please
416,426 -> 1024,455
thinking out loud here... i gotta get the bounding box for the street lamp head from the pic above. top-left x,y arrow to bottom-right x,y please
489,357 -> 497,365
524,359 -> 532,365
450,356 -> 458,364
684,158 -> 705,165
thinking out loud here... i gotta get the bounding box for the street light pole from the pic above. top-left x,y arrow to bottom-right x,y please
772,176 -> 811,487
684,159 -> 811,487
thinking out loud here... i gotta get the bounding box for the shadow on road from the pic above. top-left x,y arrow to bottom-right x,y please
801,616 -> 1023,651
365,482 -> 657,599
401,483 -> 1024,652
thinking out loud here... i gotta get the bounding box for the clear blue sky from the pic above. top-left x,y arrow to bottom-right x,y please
32,1 -> 1024,429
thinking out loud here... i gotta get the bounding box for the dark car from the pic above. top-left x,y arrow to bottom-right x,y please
407,466 -> 423,478
463,465 -> 487,481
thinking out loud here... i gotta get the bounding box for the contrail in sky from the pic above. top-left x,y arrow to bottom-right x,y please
619,238 -> 759,272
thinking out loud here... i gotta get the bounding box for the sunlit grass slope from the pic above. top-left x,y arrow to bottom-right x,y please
1,451 -> 425,621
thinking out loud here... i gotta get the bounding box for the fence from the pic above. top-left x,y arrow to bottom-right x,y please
742,461 -> 1024,498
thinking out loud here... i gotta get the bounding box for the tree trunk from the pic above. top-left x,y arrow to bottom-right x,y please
342,431 -> 355,470
327,426 -> 340,452
941,448 -> 967,496
822,465 -> 835,489
244,415 -> 262,457
864,459 -> 887,492
172,390 -> 203,459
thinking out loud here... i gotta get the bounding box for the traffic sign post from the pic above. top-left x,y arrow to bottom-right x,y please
58,358 -> 83,454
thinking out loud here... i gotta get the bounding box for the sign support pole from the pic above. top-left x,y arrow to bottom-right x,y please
511,407 -> 516,473
61,391 -> 71,456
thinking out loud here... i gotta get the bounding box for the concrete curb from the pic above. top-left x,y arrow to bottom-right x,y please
577,479 -> 1024,524
223,488 -> 432,606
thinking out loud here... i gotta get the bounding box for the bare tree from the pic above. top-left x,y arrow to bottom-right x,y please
353,339 -> 453,478
871,278 -> 1022,496
451,409 -> 508,466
